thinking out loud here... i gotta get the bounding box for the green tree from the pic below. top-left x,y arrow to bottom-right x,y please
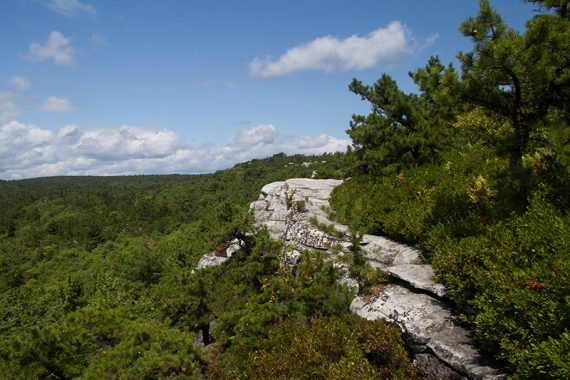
526,0 -> 569,19
156,270 -> 215,345
347,57 -> 460,175
210,314 -> 422,380
458,0 -> 570,170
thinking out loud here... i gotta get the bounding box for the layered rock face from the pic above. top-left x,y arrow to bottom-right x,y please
250,178 -> 505,380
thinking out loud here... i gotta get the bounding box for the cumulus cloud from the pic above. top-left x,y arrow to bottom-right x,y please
41,96 -> 76,113
229,124 -> 277,146
8,76 -> 31,92
0,93 -> 21,122
44,0 -> 96,17
28,31 -> 74,66
250,22 -> 437,78
220,125 -> 349,164
0,121 -> 350,179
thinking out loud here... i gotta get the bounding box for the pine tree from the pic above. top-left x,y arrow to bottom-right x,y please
347,57 -> 461,175
458,0 -> 570,169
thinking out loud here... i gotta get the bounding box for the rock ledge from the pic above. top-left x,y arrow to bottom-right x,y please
249,178 -> 505,380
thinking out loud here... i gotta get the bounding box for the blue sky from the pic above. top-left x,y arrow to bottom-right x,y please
1,0 -> 537,179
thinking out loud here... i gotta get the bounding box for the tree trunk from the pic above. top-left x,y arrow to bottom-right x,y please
509,147 -> 522,169
200,323 -> 211,345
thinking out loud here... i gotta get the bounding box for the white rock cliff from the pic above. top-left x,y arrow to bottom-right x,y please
249,178 -> 505,380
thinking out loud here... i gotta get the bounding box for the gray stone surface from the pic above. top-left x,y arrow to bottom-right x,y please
386,265 -> 447,298
350,286 -> 502,379
196,239 -> 241,269
250,178 -> 505,380
250,178 -> 344,244
359,234 -> 447,298
414,354 -> 466,380
250,178 -> 446,298
196,253 -> 229,269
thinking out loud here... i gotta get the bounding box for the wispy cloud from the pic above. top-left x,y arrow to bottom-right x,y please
249,22 -> 437,78
7,76 -> 31,92
91,33 -> 107,46
44,0 -> 96,17
41,96 -> 76,113
28,31 -> 74,66
223,82 -> 240,89
0,121 -> 349,179
0,93 -> 22,122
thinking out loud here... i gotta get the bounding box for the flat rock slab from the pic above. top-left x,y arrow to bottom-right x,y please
196,239 -> 241,269
196,253 -> 229,269
386,265 -> 447,298
360,234 -> 447,297
361,234 -> 424,265
351,286 -> 504,379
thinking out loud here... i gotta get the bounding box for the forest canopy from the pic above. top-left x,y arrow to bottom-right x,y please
1,1 -> 569,379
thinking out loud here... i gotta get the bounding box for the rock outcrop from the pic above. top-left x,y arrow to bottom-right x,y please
196,239 -> 242,269
249,178 -> 505,380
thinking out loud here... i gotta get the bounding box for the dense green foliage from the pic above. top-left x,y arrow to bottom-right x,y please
0,153 -> 420,378
210,314 -> 422,380
331,1 -> 570,378
459,0 -> 570,171
347,57 -> 462,175
3,1 -> 569,378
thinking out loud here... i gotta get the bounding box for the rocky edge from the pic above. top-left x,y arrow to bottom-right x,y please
248,178 -> 505,380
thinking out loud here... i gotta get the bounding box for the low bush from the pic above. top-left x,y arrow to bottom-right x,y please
429,196 -> 570,377
331,145 -> 505,245
330,145 -> 570,377
210,314 -> 423,380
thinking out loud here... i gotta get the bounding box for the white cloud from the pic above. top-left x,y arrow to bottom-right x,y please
7,76 -> 31,92
44,0 -> 96,17
41,96 -> 76,113
226,125 -> 349,160
0,121 -> 53,147
91,33 -> 106,46
0,121 -> 350,179
249,22 -> 437,78
70,126 -> 184,160
229,124 -> 277,146
424,34 -> 440,48
0,93 -> 21,122
28,31 -> 74,66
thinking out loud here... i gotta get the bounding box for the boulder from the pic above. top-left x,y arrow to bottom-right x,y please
196,253 -> 228,269
196,239 -> 241,269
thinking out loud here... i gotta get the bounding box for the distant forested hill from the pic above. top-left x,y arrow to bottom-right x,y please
1,153 -> 421,379
0,153 -> 345,252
